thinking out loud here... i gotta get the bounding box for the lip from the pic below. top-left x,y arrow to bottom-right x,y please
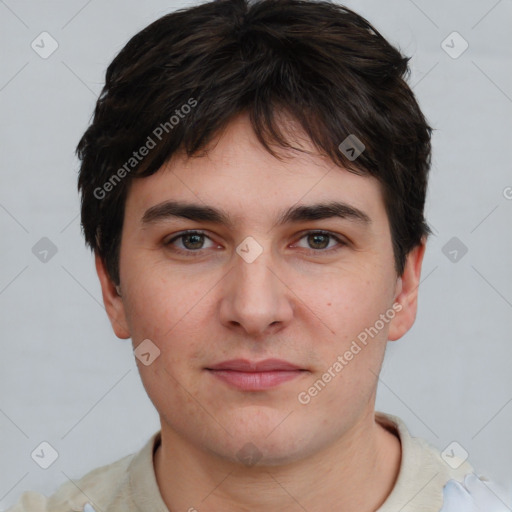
206,358 -> 303,372
206,359 -> 307,391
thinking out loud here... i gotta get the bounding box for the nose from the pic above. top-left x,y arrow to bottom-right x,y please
219,241 -> 294,337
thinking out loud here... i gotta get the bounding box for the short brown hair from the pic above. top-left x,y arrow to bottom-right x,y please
77,0 -> 432,285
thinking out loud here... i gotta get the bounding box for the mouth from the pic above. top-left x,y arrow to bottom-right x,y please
205,359 -> 309,391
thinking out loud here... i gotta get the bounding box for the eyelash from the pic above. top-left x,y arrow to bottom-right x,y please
164,230 -> 347,257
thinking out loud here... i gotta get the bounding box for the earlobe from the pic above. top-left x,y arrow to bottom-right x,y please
94,253 -> 131,339
388,238 -> 427,342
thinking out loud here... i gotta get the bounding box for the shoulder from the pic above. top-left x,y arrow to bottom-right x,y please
376,412 -> 477,512
6,453 -> 133,512
5,433 -> 160,512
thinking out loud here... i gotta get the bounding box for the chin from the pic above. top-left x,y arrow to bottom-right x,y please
209,426 -> 321,468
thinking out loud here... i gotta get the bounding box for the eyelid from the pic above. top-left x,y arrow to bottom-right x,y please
164,229 -> 209,243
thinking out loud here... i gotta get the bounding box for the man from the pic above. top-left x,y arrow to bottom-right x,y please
8,0 -> 502,510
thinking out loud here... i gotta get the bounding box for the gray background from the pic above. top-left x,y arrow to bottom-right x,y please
1,0 -> 511,508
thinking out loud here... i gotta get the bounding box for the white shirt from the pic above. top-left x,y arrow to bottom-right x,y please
6,412 -> 481,512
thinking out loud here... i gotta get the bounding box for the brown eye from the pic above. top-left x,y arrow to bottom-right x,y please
307,233 -> 330,250
294,231 -> 346,253
164,230 -> 217,256
180,233 -> 206,250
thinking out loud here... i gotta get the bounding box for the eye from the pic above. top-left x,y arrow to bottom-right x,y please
164,229 -> 347,257
293,231 -> 347,253
164,230 -> 217,255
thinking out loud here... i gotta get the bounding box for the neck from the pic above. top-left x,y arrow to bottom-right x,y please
154,410 -> 401,512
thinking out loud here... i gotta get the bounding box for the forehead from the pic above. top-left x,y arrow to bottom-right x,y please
125,114 -> 388,230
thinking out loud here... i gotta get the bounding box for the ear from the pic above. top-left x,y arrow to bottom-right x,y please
388,238 -> 426,341
95,253 -> 131,339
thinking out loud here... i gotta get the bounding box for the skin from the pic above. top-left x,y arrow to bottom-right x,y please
96,113 -> 425,512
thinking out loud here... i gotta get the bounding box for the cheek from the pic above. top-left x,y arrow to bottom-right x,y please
303,272 -> 394,404
321,272 -> 394,341
121,265 -> 219,395
120,258 -> 212,340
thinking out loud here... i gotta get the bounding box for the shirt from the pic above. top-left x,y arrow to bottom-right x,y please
6,411 -> 479,512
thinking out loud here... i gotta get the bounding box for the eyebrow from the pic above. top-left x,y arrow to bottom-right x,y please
141,200 -> 371,228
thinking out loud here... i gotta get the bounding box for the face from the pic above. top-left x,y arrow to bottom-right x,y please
97,113 -> 424,466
